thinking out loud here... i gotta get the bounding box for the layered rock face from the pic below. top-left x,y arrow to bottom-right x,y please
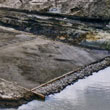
67,0 -> 110,19
0,0 -> 110,19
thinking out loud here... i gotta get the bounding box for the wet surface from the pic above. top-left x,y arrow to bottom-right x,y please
3,67 -> 110,110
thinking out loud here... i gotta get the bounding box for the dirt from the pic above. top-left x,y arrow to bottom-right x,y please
0,26 -> 108,90
0,78 -> 39,108
78,31 -> 110,50
0,4 -> 109,107
33,57 -> 110,96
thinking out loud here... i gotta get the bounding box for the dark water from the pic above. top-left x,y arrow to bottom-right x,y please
1,67 -> 110,110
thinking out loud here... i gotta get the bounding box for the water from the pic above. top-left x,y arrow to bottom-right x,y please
1,67 -> 110,110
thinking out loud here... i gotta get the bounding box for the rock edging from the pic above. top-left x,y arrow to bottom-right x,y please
33,56 -> 110,96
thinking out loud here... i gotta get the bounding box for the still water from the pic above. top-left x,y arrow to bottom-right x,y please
1,67 -> 110,110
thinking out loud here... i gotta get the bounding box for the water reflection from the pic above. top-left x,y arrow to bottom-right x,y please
1,67 -> 110,110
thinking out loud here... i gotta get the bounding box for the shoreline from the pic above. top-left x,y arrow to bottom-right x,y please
0,56 -> 109,108
0,78 -> 45,108
32,56 -> 110,96
0,7 -> 110,108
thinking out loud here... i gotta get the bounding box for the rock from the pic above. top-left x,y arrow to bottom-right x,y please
0,1 -> 110,107
33,56 -> 110,96
79,31 -> 110,50
0,0 -> 110,19
0,78 -> 43,108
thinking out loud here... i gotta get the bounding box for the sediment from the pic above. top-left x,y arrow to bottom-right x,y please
0,25 -> 107,89
0,6 -> 110,108
32,57 -> 110,96
0,78 -> 44,108
0,7 -> 110,50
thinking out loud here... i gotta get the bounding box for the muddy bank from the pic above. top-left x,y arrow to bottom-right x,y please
32,57 -> 110,96
0,26 -> 108,89
0,9 -> 109,107
0,0 -> 110,20
0,78 -> 44,108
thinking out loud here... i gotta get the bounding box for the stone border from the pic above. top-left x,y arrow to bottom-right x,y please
32,56 -> 110,96
0,57 -> 109,108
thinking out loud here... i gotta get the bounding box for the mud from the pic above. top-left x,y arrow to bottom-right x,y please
0,7 -> 110,50
33,57 -> 110,96
0,7 -> 110,108
0,78 -> 42,108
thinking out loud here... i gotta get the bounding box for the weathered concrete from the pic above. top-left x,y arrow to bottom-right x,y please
79,31 -> 110,50
0,24 -> 109,107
